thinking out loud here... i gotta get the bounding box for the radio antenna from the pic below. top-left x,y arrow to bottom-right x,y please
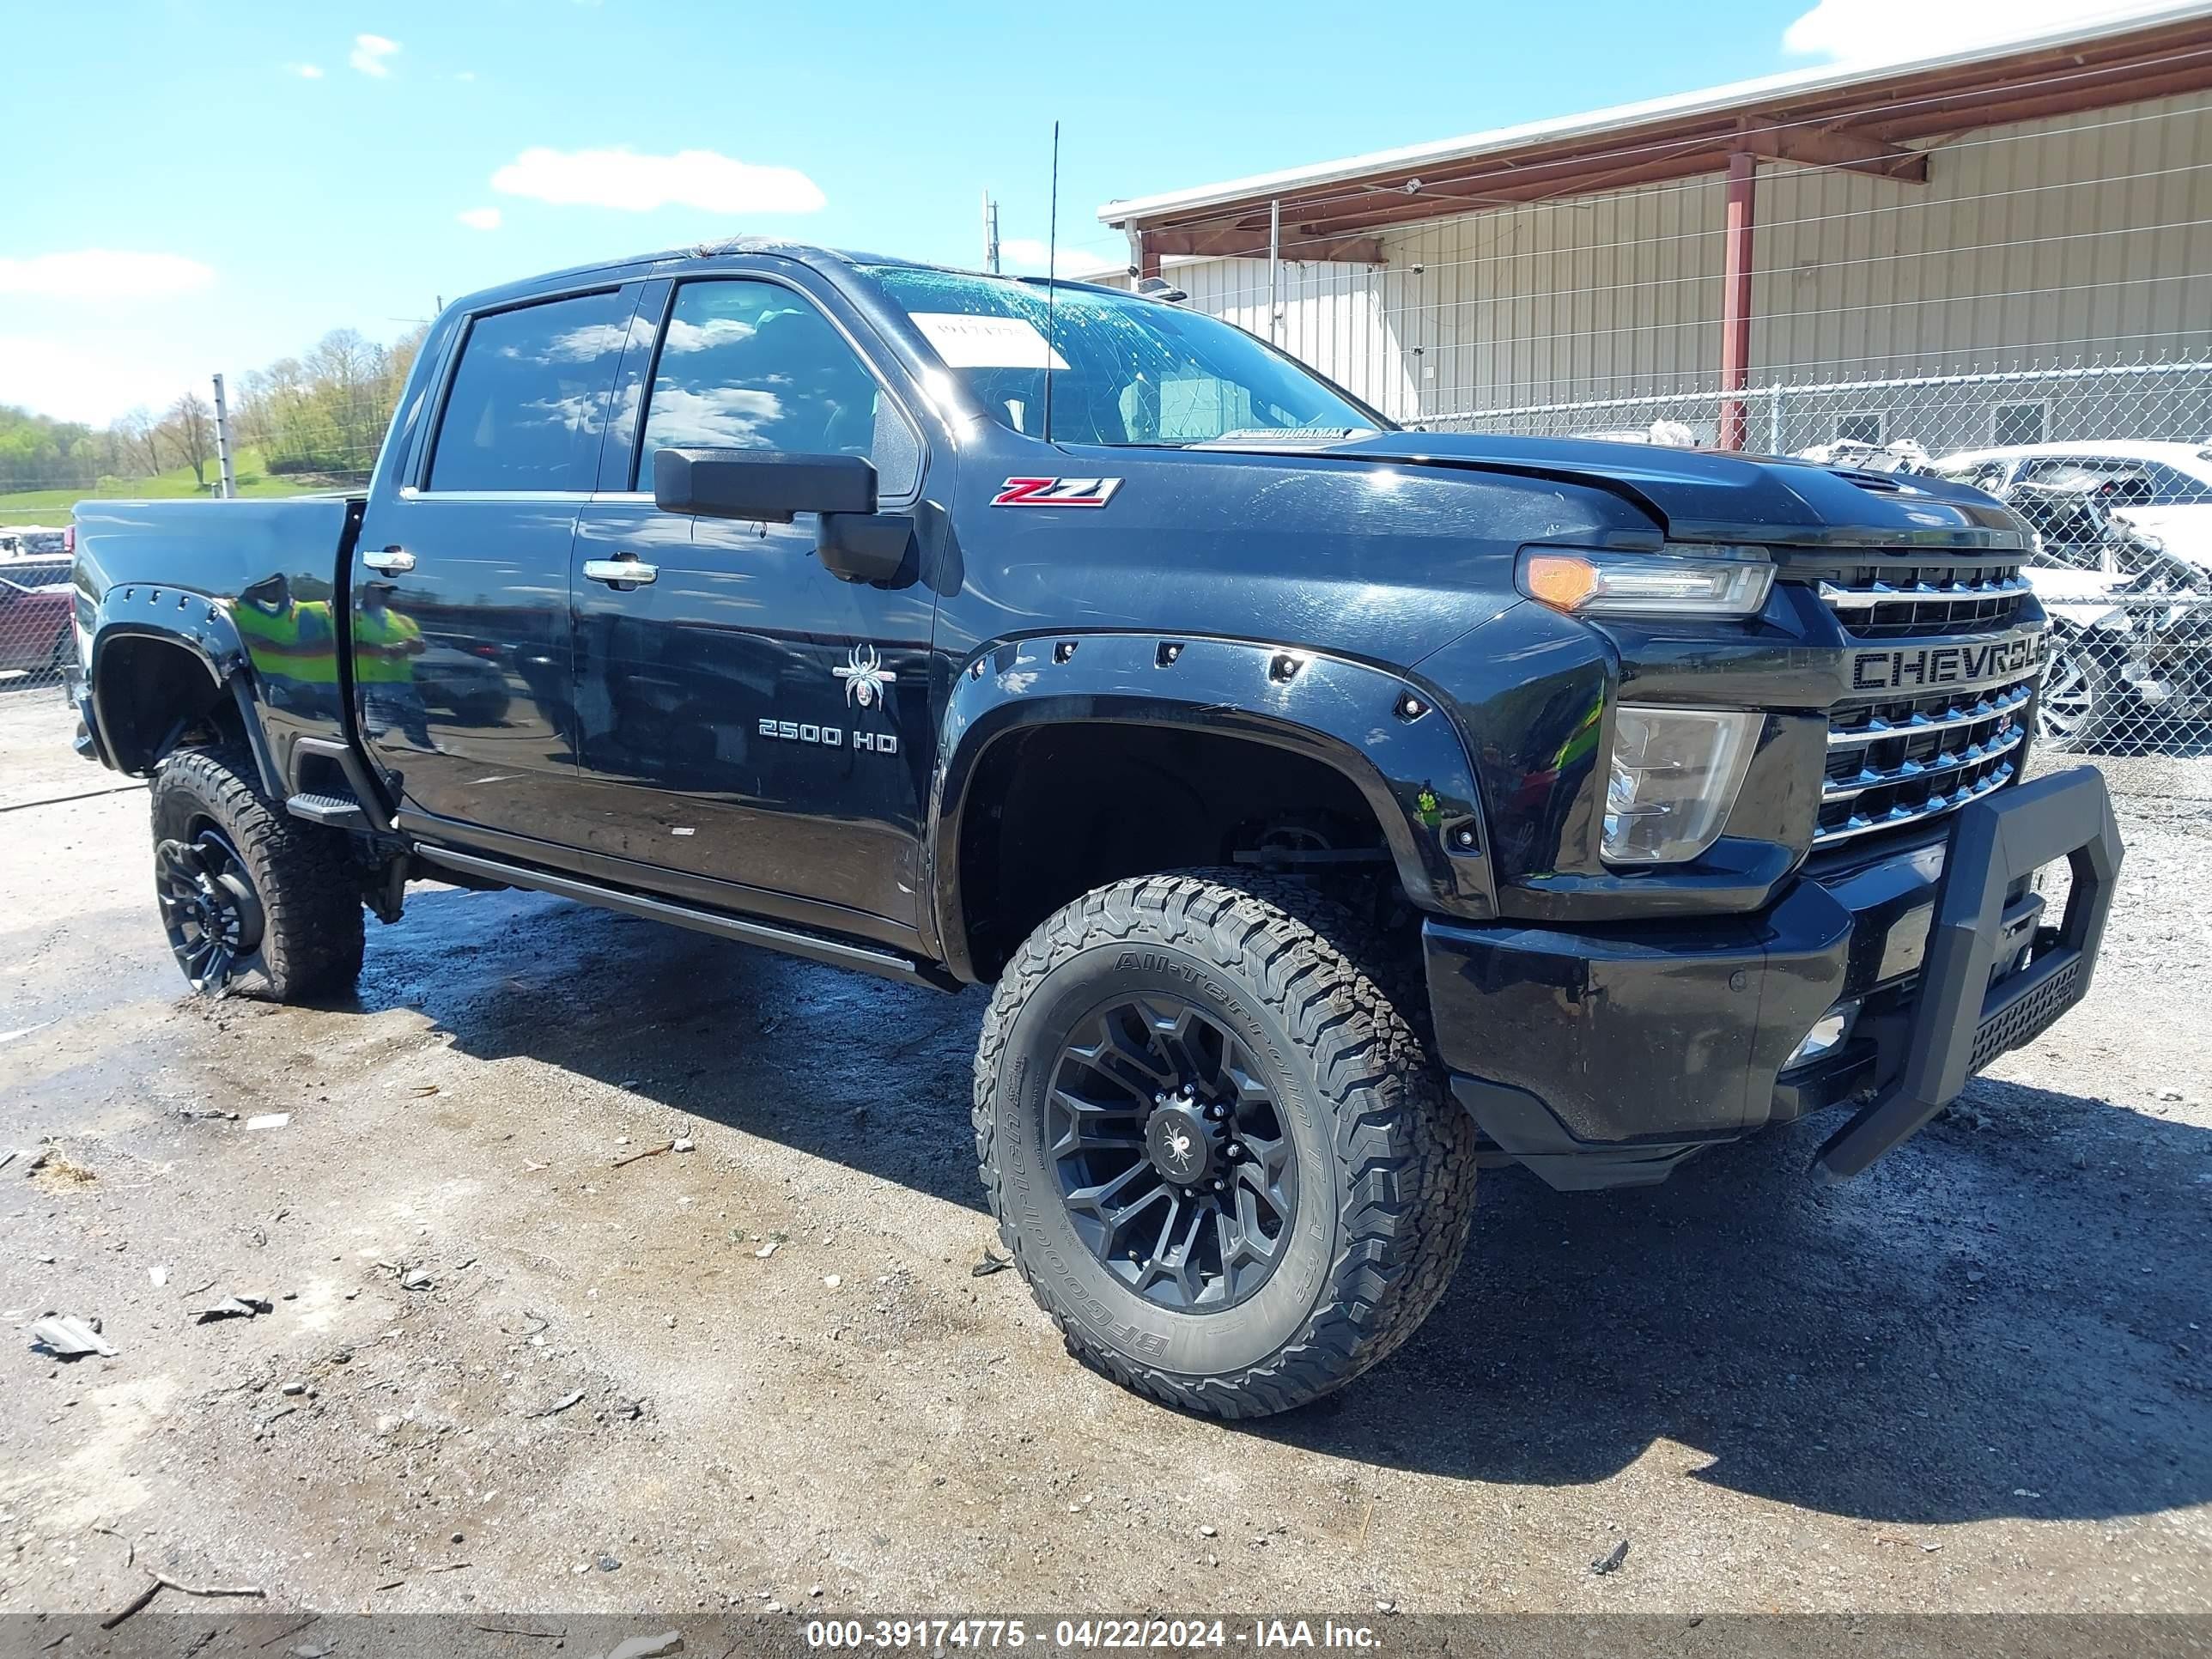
1042,120 -> 1060,447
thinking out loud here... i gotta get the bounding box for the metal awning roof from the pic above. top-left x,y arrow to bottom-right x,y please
1097,3 -> 2212,263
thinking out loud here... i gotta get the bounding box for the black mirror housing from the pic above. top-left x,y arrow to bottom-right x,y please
652,447 -> 878,523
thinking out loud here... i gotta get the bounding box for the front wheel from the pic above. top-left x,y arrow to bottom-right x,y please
149,744 -> 365,1000
973,872 -> 1477,1418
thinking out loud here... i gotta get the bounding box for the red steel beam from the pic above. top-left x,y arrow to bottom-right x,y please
1718,149 -> 1756,453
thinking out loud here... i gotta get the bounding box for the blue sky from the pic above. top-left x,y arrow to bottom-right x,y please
0,0 -> 2136,425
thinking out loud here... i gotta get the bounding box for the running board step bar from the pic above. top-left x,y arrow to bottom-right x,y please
411,845 -> 960,992
286,791 -> 374,830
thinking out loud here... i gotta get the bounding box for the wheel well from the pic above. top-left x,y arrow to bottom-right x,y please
956,724 -> 1396,980
94,635 -> 240,773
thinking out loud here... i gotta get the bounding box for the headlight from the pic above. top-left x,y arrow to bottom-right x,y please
1518,544 -> 1773,617
1603,705 -> 1760,864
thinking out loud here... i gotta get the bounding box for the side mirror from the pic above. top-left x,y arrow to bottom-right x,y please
652,447 -> 877,523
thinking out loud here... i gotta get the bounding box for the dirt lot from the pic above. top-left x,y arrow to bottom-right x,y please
2,684 -> 2209,1620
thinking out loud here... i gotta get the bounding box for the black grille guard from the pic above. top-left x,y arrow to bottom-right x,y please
1814,765 -> 2123,1182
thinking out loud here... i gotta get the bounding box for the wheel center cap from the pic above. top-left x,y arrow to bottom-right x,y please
1145,1103 -> 1219,1186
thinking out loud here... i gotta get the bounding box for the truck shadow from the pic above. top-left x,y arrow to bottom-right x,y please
375,886 -> 2210,1530
1257,1080 -> 2212,1528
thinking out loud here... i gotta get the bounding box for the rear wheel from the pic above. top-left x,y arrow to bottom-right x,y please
973,871 -> 1477,1418
149,744 -> 364,1000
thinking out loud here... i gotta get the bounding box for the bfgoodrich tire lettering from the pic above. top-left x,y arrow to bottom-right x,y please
973,871 -> 1478,1418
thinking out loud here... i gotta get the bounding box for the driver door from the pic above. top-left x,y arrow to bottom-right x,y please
566,270 -> 938,939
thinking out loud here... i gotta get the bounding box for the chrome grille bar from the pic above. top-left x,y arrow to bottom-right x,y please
1826,683 -> 2034,747
1816,573 -> 2033,612
1816,760 -> 2019,846
1821,722 -> 2027,802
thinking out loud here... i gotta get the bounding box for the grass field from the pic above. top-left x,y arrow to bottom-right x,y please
0,448 -> 331,519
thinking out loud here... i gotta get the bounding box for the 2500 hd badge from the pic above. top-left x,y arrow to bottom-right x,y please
1850,628 -> 2046,693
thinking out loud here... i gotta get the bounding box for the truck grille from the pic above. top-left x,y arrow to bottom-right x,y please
1818,682 -> 2028,846
1815,564 -> 2032,640
1800,553 -> 2041,849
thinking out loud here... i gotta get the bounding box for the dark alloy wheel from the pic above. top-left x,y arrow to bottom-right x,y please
148,744 -> 365,1003
155,827 -> 267,994
1051,996 -> 1297,1312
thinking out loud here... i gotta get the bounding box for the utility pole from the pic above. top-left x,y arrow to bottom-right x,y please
210,373 -> 239,500
981,191 -> 1001,274
1267,199 -> 1282,345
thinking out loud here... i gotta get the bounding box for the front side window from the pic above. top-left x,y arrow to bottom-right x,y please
865,265 -> 1381,447
635,280 -> 918,495
427,289 -> 635,492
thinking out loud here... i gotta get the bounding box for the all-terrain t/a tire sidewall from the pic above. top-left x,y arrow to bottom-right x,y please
149,744 -> 365,1003
992,933 -> 1336,1382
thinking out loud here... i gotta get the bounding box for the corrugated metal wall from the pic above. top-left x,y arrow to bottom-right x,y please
1163,91 -> 2212,444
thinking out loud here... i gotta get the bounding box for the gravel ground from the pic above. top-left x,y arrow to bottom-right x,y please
1,685 -> 2208,1620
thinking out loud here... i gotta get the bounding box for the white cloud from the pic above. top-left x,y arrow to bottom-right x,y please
489,146 -> 825,214
0,250 -> 215,301
286,62 -> 325,79
349,33 -> 399,76
456,206 -> 502,231
454,70 -> 477,82
998,238 -> 1051,272
1783,0 -> 2171,62
0,336 -> 198,427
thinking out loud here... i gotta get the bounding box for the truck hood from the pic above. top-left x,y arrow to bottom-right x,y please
1300,432 -> 2028,551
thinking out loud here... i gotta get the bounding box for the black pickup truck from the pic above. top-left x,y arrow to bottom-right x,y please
69,239 -> 2121,1417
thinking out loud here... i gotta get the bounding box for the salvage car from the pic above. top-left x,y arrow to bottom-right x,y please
1935,457 -> 2212,750
66,240 -> 2120,1416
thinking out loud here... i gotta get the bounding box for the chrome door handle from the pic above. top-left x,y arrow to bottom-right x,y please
583,556 -> 659,586
362,547 -> 415,574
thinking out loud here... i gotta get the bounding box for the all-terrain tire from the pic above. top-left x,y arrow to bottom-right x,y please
973,870 -> 1478,1418
149,744 -> 365,1001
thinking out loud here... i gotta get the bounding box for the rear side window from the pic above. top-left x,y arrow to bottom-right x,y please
428,289 -> 635,491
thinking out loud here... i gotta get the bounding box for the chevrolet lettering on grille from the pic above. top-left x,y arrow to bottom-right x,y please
1849,627 -> 2046,695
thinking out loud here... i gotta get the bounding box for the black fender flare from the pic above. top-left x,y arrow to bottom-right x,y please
85,588 -> 282,793
924,631 -> 1496,979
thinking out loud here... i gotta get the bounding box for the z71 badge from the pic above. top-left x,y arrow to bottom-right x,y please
991,477 -> 1122,508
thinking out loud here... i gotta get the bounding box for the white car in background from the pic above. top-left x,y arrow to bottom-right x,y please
1929,441 -> 2212,564
1926,445 -> 2212,749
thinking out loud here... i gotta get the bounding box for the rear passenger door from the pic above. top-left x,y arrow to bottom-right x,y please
349,284 -> 640,842
566,268 -> 938,939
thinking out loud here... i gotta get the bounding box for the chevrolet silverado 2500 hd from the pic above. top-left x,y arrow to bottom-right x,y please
69,240 -> 2122,1417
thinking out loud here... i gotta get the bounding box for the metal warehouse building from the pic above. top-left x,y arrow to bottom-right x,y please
1094,4 -> 2212,456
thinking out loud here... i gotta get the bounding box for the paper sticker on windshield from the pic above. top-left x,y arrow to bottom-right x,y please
912,312 -> 1070,370
992,477 -> 1123,509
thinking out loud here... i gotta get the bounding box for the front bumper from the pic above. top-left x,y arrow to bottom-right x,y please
1425,767 -> 2122,1190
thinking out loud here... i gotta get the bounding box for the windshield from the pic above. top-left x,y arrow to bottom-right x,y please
866,266 -> 1382,446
